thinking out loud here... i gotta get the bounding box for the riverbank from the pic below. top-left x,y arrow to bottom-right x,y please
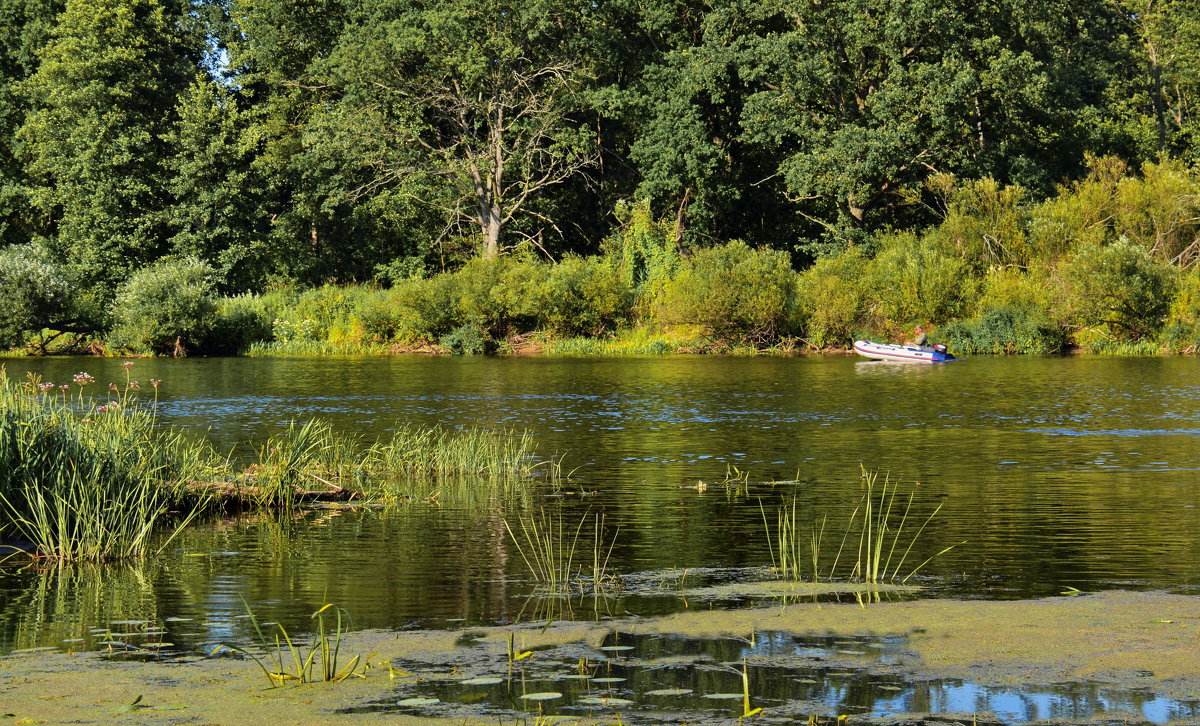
3,590 -> 1198,724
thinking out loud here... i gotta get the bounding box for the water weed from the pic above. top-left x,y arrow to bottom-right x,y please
215,600 -> 367,686
761,467 -> 956,585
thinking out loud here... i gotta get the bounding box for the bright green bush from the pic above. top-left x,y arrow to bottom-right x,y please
939,306 -> 1066,355
1059,237 -> 1176,340
926,174 -> 1029,269
796,248 -> 871,348
656,241 -> 796,343
607,198 -> 678,303
389,274 -> 461,342
439,322 -> 490,355
205,294 -> 274,354
536,255 -> 632,336
110,257 -> 218,354
0,244 -> 71,349
864,232 -> 975,328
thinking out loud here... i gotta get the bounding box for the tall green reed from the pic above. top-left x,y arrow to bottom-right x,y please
761,466 -> 955,585
0,370 -> 219,561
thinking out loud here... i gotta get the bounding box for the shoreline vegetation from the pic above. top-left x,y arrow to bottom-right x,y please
0,368 -> 562,561
5,0 -> 1200,361
6,160 -> 1200,360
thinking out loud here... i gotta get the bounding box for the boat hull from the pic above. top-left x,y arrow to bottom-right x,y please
853,340 -> 955,363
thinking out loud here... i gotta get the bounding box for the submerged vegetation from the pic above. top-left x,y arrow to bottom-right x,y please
0,367 -> 561,562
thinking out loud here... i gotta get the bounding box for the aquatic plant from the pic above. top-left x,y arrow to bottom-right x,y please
216,601 -> 367,686
504,510 -> 616,594
0,371 -> 219,561
761,467 -> 956,585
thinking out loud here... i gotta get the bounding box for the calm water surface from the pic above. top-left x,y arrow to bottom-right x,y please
2,355 -> 1199,653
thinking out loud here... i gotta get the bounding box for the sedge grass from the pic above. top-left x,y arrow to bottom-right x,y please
761,466 -> 955,585
505,510 -> 617,595
0,368 -> 563,561
0,370 -> 219,561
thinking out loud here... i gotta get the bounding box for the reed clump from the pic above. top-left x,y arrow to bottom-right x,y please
762,466 -> 956,585
0,367 -> 563,561
0,370 -> 219,561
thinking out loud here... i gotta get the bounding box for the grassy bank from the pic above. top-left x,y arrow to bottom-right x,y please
0,369 -> 560,561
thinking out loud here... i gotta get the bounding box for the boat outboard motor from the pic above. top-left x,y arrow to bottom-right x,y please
932,343 -> 948,353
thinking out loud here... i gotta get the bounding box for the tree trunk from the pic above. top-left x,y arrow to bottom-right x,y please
482,203 -> 501,258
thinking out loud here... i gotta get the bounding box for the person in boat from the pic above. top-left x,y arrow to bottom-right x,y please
903,326 -> 928,347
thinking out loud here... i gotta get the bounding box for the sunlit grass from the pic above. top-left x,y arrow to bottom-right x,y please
215,600 -> 368,686
504,510 -> 617,595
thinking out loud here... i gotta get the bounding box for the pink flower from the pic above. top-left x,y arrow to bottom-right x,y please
73,372 -> 94,386
122,361 -> 134,369
38,382 -> 55,393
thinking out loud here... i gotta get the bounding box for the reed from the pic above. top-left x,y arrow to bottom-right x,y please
0,371 -> 218,561
504,509 -> 616,594
761,466 -> 954,585
217,600 -> 366,686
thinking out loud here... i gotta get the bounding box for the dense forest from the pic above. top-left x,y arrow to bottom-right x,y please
2,0 -> 1200,355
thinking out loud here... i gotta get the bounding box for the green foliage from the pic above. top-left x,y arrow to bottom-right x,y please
609,199 -> 679,302
17,0 -> 193,295
796,248 -> 871,349
110,257 -> 218,354
204,294 -> 275,355
864,232 -> 975,328
0,243 -> 70,348
536,255 -> 631,336
657,241 -> 796,343
1059,237 -> 1176,340
926,174 -> 1029,269
440,323 -> 490,355
939,306 -> 1066,355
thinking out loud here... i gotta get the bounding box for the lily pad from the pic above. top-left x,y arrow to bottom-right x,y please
703,693 -> 744,700
396,697 -> 440,706
597,645 -> 634,653
645,688 -> 693,697
590,677 -> 625,684
519,692 -> 563,701
578,697 -> 635,706
460,676 -> 505,686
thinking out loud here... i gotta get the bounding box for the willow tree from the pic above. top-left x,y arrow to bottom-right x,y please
314,0 -> 600,258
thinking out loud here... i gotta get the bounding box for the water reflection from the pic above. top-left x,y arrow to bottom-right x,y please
354,631 -> 1200,724
2,355 -> 1200,648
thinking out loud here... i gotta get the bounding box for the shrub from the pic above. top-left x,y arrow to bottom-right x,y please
110,257 -> 217,354
453,255 -> 542,336
0,244 -> 71,350
389,274 -> 461,342
864,232 -> 975,329
536,255 -> 632,336
1058,237 -> 1176,340
939,306 -> 1066,355
440,322 -> 490,355
204,294 -> 274,354
796,248 -> 871,348
656,241 -> 796,343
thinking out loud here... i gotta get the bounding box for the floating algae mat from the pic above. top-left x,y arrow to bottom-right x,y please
342,631 -> 1200,724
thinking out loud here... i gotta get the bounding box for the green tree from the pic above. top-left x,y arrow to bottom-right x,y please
17,0 -> 194,296
311,0 -> 600,259
738,0 -> 1127,246
0,0 -> 61,243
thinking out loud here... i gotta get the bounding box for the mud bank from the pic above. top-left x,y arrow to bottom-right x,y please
2,590 -> 1198,724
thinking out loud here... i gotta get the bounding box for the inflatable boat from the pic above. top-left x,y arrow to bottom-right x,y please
853,340 -> 955,363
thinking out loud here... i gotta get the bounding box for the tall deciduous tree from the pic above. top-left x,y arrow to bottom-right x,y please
315,0 -> 600,259
17,0 -> 194,297
0,0 -> 61,244
737,0 -> 1127,250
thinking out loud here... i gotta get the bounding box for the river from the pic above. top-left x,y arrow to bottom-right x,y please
2,354 -> 1199,653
